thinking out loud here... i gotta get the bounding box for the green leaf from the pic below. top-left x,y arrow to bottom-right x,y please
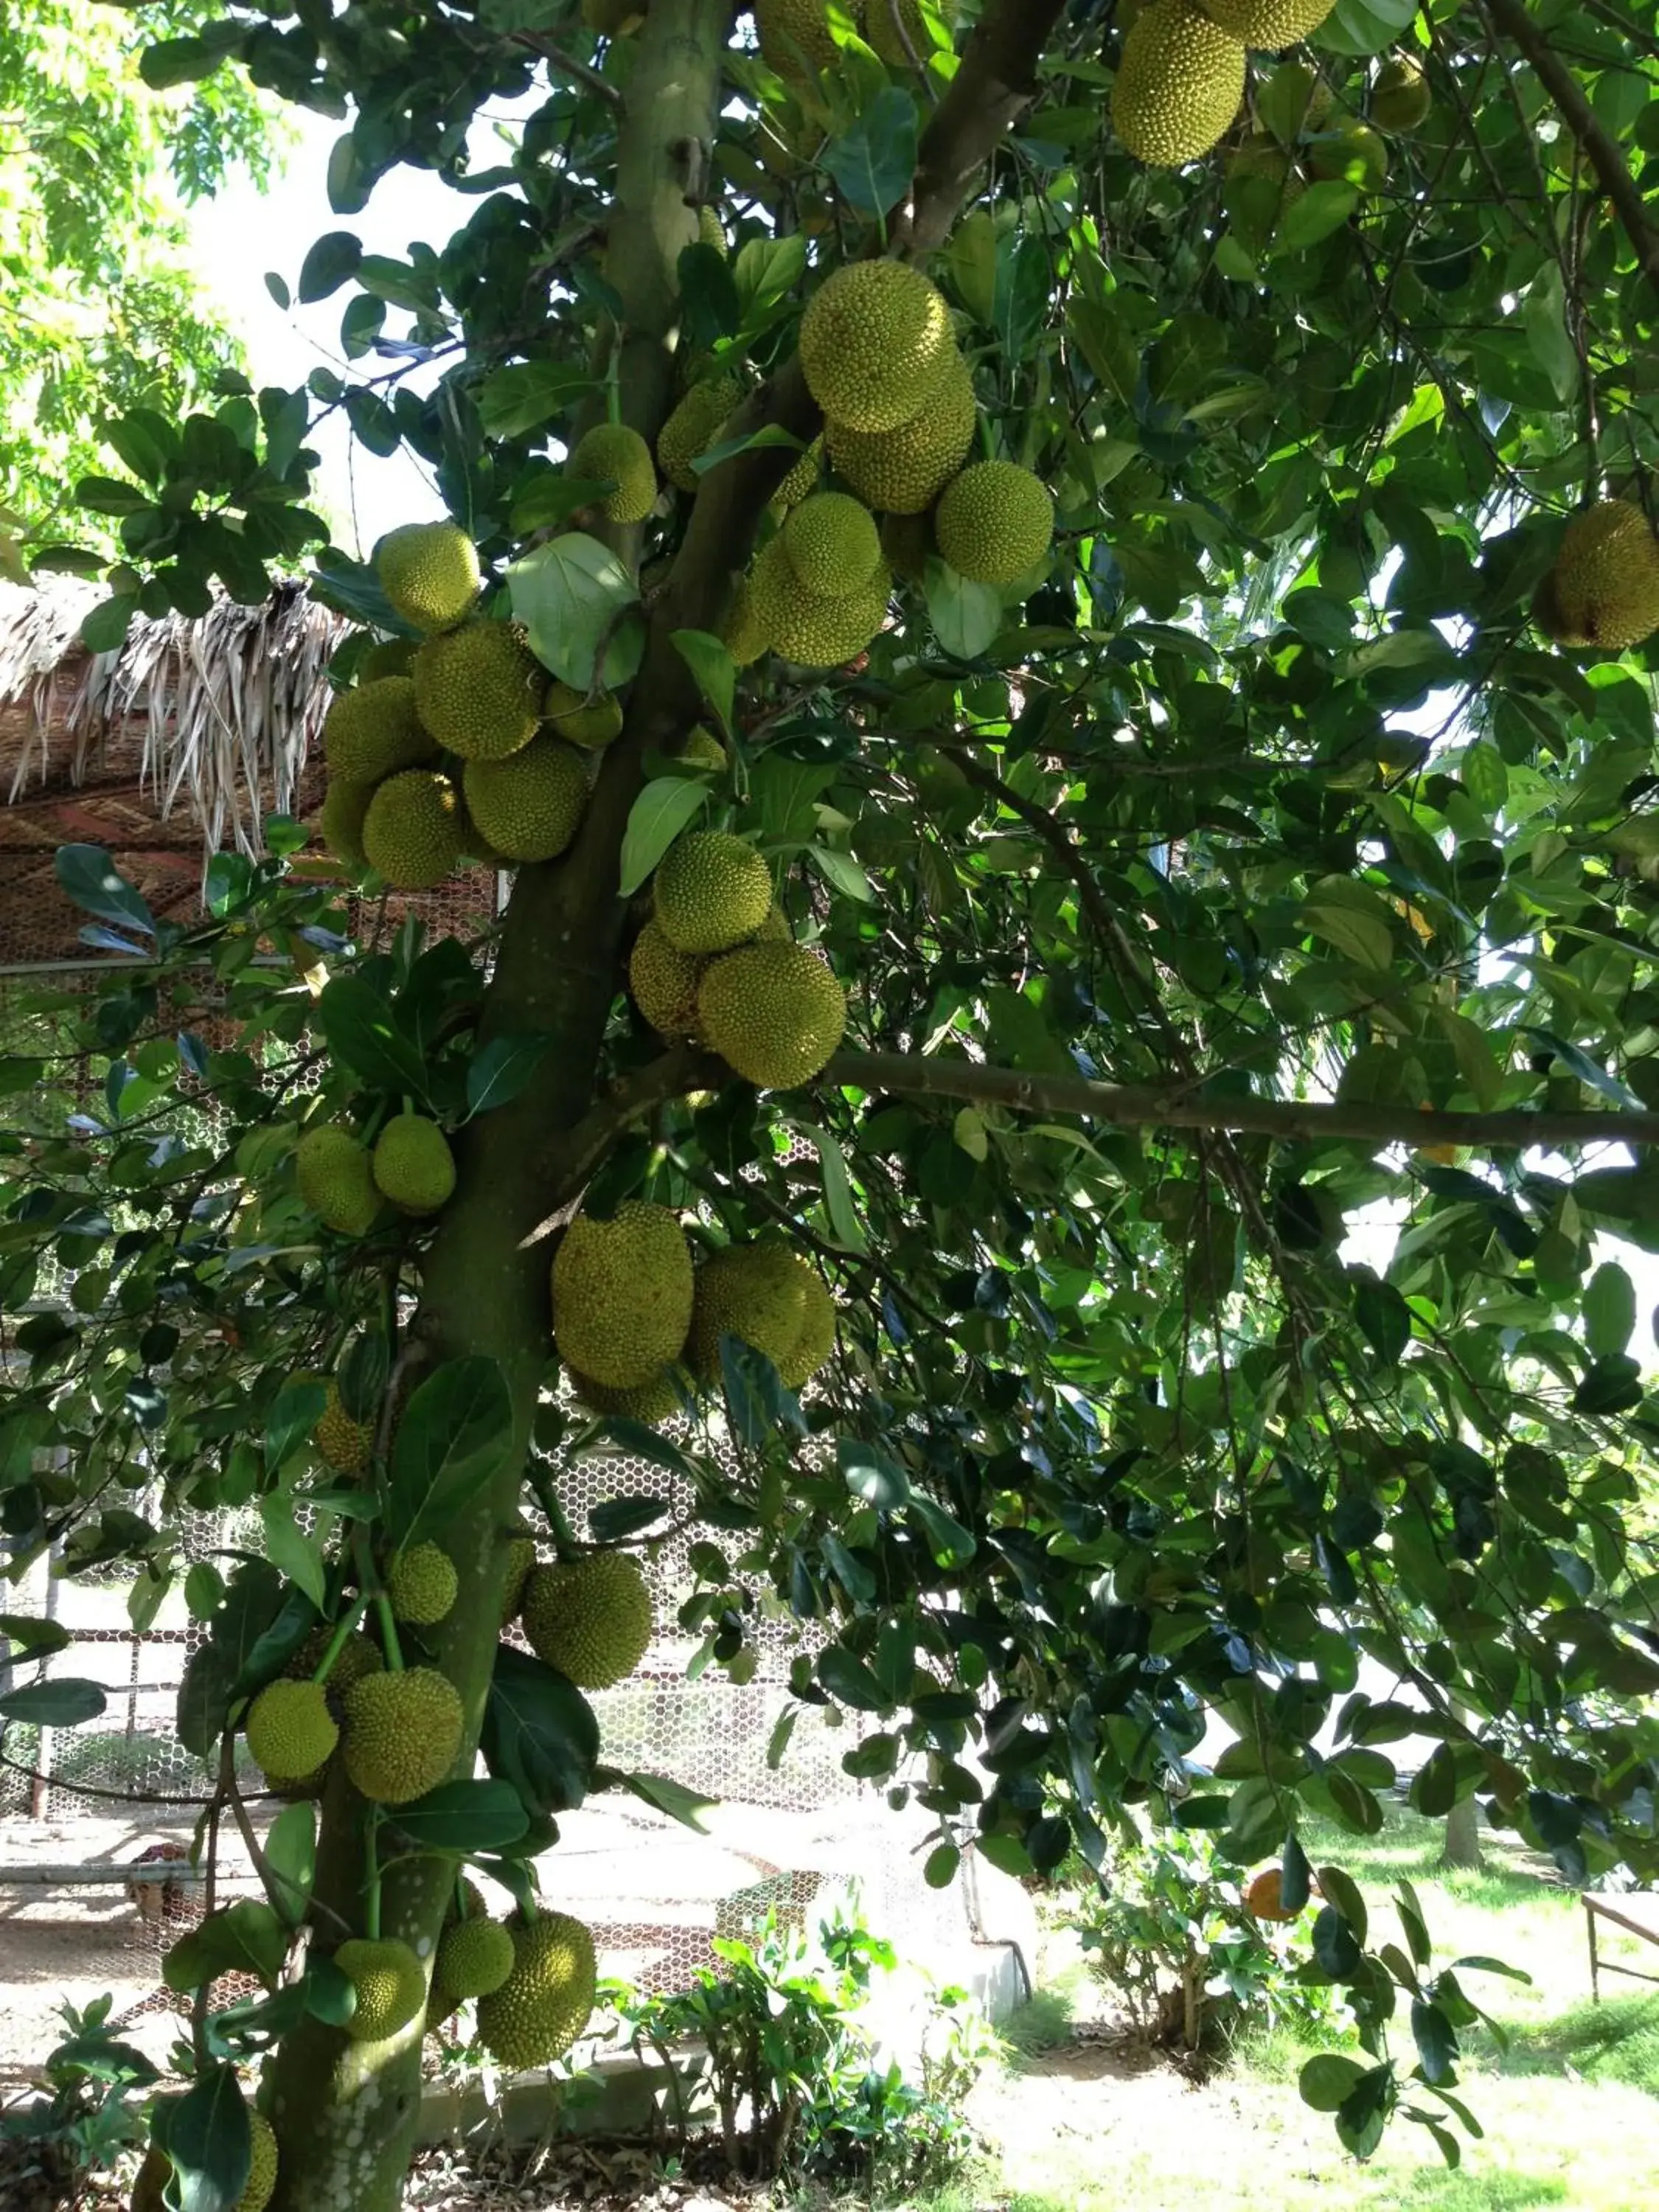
1301,877 -> 1394,969
1523,265 -> 1579,405
1411,1997 -> 1459,2084
479,362 -> 595,439
160,2064 -> 251,2212
1314,0 -> 1416,55
164,1901 -> 287,1995
822,85 -> 919,218
617,776 -> 710,898
296,231 -> 362,304
924,1842 -> 961,1889
1354,1275 -> 1411,1367
0,1678 -> 106,1726
388,1778 -> 530,1851
316,977 -> 431,1102
259,1500 -> 327,1612
818,1644 -> 890,1711
1584,1259 -> 1636,1359
588,1494 -> 670,1542
925,557 -> 1005,659
670,628 -> 736,738
786,1119 -> 869,1252
508,532 -> 644,692
596,1766 -> 718,1832
465,1033 -> 552,1118
481,1645 -> 600,1816
0,1614 -> 71,1658
264,1377 -> 326,1475
55,846 -> 154,938
839,1438 -> 911,1508
1408,1742 -> 1458,1819
263,1804 -> 316,1928
907,1493 -> 975,1566
1298,2052 -> 1367,2112
1273,180 -> 1359,254
386,1357 -> 515,1549
808,845 -> 874,902
139,24 -> 248,88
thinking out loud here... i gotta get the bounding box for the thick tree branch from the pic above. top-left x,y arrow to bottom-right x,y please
528,1040 -> 727,1242
900,0 -> 1068,255
1483,0 -> 1659,299
819,1048 -> 1659,1152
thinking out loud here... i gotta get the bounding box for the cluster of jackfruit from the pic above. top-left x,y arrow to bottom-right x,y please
687,1239 -> 838,1389
1112,0 -> 1356,168
131,2113 -> 279,2212
1535,498 -> 1659,653
627,830 -> 849,1089
293,1113 -> 457,1237
755,0 -> 956,85
315,519 -> 610,888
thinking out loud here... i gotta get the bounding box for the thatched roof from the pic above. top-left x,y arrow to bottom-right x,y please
0,577 -> 348,858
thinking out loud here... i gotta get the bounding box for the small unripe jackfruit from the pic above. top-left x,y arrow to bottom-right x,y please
552,1201 -> 695,1388
501,1528 -> 538,1624
316,1382 -> 372,1474
1540,500 -> 1659,651
689,1240 -> 810,1379
572,1366 -> 689,1423
319,777 -> 375,868
373,1113 -> 456,1214
362,771 -> 467,889
295,1125 -> 380,1237
799,260 -> 956,434
323,678 -> 434,784
462,734 -> 588,862
630,920 -> 706,1036
521,1552 -> 653,1688
413,622 -> 544,761
698,942 -> 848,1089
374,522 -> 481,633
757,0 -> 839,81
246,1678 -> 339,1781
388,1542 -> 458,1627
654,830 -> 773,953
864,0 -> 954,66
543,682 -> 625,750
749,536 -> 889,668
476,1910 -> 597,2070
1112,0 -> 1245,166
781,1265 -> 838,1388
782,493 -> 883,596
438,1916 -> 516,2000
1197,0 -> 1334,46
826,351 -> 976,515
359,636 -> 417,683
1371,54 -> 1430,132
934,461 -> 1054,586
341,1666 -> 464,1803
335,1936 -> 427,2041
569,423 -> 658,524
657,375 -> 741,493
1306,122 -> 1388,189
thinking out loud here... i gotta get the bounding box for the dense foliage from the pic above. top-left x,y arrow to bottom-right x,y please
8,0 -> 1659,2204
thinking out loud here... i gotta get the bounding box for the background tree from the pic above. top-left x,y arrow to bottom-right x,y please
7,1 -> 1659,2208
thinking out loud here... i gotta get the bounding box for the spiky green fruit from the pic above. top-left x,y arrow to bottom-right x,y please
319,777 -> 375,867
773,435 -> 824,512
322,677 -> 434,783
288,1627 -> 383,1690
689,1240 -> 810,1379
678,725 -> 728,773
375,522 -> 480,633
341,1666 -> 464,1803
372,1113 -> 456,1216
335,1936 -> 427,2042
780,1265 -> 838,1388
571,1366 -> 689,1423
723,577 -> 770,667
863,0 -> 953,63
413,621 -> 544,761
1112,0 -> 1245,165
1371,54 -> 1430,131
654,830 -> 773,954
1540,500 -> 1659,651
359,636 -> 417,683
1197,0 -> 1333,44
460,734 -> 588,862
934,461 -> 1054,586
552,1201 -> 695,1388
826,351 -> 976,515
1306,121 -> 1388,188
657,375 -> 742,493
782,493 -> 883,596
543,681 -> 625,750
569,422 -> 658,524
521,1552 -> 653,1688
881,510 -> 933,582
757,0 -> 839,80
316,1382 -> 372,1473
295,1125 -> 380,1236
388,1542 -> 458,1627
132,2116 -> 279,2212
477,1910 -> 597,2070
749,535 -> 890,668
698,204 -> 727,257
437,1916 -> 515,2000
246,1678 -> 338,1781
501,1528 -> 538,1624
698,942 -> 847,1090
799,260 -> 956,434
1225,134 -> 1304,248
362,770 -> 467,889
629,919 -> 706,1036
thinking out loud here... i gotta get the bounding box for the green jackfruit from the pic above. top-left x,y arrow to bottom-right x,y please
544,681 -> 625,750
372,1113 -> 456,1215
1225,134 -> 1304,248
678,725 -> 728,772
772,435 -> 824,512
1112,0 -> 1245,166
934,461 -> 1054,586
1539,500 -> 1659,651
375,522 -> 480,633
388,1542 -> 458,1627
437,1916 -> 515,2000
1371,54 -> 1430,132
629,919 -> 706,1036
698,204 -> 727,257
654,830 -> 773,953
826,350 -> 975,514
322,677 -> 434,783
413,622 -> 544,760
689,1240 -> 809,1378
749,535 -> 890,668
799,260 -> 956,434
319,777 -> 375,867
863,0 -> 953,65
1197,0 -> 1334,46
501,1528 -> 538,1624
362,770 -> 467,889
288,1627 -> 383,1691
521,1552 -> 653,1688
358,636 -> 417,683
698,942 -> 848,1089
335,1936 -> 427,2042
476,1910 -> 597,2070
657,375 -> 742,493
782,492 -> 883,596
245,1678 -> 338,1781
341,1666 -> 464,1803
571,1366 -> 689,1423
316,1382 -> 372,1473
757,0 -> 839,80
130,2116 -> 278,2212
723,576 -> 771,667
569,423 -> 658,524
294,1125 -> 380,1236
462,734 -> 588,862
552,1201 -> 695,1388
1306,121 -> 1388,188
780,1264 -> 838,1388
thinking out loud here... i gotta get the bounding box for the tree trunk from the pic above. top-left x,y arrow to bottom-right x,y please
265,7 -> 737,2203
1441,1795 -> 1483,1871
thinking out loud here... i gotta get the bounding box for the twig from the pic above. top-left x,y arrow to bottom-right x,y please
510,29 -> 625,108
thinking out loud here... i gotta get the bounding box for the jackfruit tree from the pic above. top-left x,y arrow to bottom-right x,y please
10,1 -> 1659,2207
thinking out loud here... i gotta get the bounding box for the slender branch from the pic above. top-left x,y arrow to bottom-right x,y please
818,1048 -> 1659,1152
900,0 -> 1068,256
510,29 -> 625,108
525,1040 -> 727,1244
1482,0 -> 1659,299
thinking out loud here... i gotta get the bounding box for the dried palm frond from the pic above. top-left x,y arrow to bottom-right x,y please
0,579 -> 101,803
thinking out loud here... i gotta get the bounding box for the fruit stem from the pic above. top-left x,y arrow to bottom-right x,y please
526,1462 -> 580,1561
364,1808 -> 383,1941
353,1525 -> 405,1669
310,1593 -> 369,1685
605,341 -> 623,428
